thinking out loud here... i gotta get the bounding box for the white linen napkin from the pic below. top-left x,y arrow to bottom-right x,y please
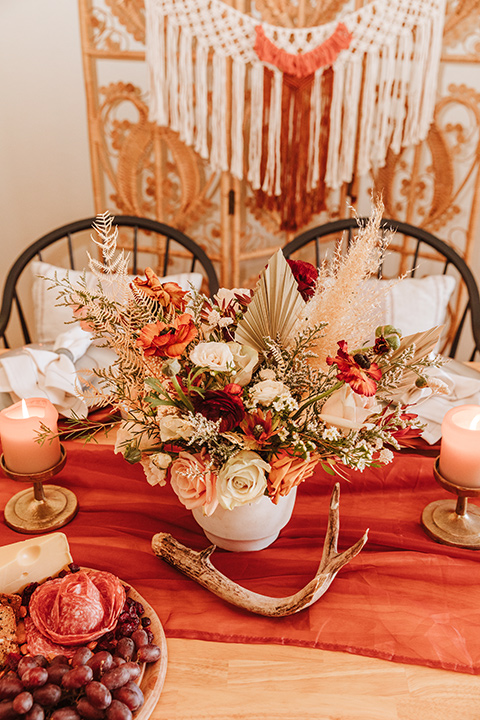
411,360 -> 480,444
0,327 -> 116,418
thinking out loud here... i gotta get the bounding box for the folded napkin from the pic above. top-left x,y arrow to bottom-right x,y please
411,360 -> 480,444
0,326 -> 116,418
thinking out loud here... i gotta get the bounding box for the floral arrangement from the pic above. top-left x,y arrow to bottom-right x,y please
51,206 -> 445,517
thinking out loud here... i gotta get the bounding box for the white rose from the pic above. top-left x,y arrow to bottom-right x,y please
190,342 -> 234,372
217,450 -> 270,510
140,452 -> 172,486
319,385 -> 381,431
214,288 -> 251,307
159,415 -> 195,442
227,342 -> 258,386
259,368 -> 276,381
114,421 -> 157,454
250,379 -> 290,407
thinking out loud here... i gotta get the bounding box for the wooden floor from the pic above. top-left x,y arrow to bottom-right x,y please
153,639 -> 480,720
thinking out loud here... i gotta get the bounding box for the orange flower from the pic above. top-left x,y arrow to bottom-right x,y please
137,313 -> 197,359
133,268 -> 188,311
326,340 -> 381,397
267,451 -> 319,504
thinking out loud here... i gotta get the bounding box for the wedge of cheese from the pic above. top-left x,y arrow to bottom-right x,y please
0,533 -> 73,594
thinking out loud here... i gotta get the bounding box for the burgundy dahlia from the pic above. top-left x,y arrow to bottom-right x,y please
194,390 -> 245,432
286,258 -> 318,301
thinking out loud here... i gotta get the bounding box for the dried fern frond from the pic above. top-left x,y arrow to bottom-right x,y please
295,200 -> 392,368
87,211 -> 131,301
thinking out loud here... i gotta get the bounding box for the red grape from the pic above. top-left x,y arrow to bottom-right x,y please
114,639 -> 134,663
13,691 -> 34,714
21,668 -> 48,690
85,682 -> 112,711
130,630 -> 147,650
32,684 -> 62,707
0,675 -> 24,700
46,665 -> 70,686
24,704 -> 44,720
72,649 -> 94,668
120,664 -> 140,683
75,698 -> 104,720
105,700 -> 132,720
51,707 -> 81,720
113,682 -> 144,712
86,652 -> 113,680
49,656 -> 68,667
0,700 -> 18,720
135,644 -> 161,664
100,667 -> 130,692
61,666 -> 93,691
17,658 -> 38,678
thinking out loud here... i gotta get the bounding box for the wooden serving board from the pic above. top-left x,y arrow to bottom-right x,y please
15,570 -> 168,720
128,585 -> 168,720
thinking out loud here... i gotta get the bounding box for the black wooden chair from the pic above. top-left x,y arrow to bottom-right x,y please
0,215 -> 220,348
283,218 -> 480,361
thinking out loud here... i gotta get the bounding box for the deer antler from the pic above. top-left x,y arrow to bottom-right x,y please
151,483 -> 368,617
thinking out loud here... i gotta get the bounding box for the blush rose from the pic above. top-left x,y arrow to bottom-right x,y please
169,450 -> 218,516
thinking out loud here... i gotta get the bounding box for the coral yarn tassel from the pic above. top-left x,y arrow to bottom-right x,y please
254,23 -> 353,78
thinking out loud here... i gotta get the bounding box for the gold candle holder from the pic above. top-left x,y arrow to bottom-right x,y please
1,445 -> 78,534
421,457 -> 480,549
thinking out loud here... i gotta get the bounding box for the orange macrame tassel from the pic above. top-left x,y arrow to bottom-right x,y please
254,69 -> 334,231
254,23 -> 352,78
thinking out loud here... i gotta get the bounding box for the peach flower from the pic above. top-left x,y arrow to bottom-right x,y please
169,450 -> 218,516
267,452 -> 319,504
71,305 -> 94,333
133,268 -> 187,310
137,313 -> 197,359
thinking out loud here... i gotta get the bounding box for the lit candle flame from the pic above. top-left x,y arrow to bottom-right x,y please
469,413 -> 480,431
21,399 -> 30,419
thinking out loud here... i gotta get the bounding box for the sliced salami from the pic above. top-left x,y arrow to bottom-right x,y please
24,617 -> 77,659
28,570 -> 126,647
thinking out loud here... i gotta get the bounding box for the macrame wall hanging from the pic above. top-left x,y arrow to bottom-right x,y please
145,0 -> 446,230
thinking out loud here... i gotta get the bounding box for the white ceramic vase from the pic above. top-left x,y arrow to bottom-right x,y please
191,488 -> 297,552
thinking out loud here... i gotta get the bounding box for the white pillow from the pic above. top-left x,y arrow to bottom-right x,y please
367,275 -> 457,336
31,261 -> 203,344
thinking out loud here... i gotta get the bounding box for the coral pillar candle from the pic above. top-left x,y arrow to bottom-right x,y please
439,405 -> 480,488
0,398 -> 61,474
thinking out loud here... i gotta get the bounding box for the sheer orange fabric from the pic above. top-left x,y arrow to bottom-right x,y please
1,440 -> 479,674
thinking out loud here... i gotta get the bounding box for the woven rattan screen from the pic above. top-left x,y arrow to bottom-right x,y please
77,0 -> 480,289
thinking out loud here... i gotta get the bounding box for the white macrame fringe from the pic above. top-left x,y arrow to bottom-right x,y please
307,69 -> 323,192
210,50 -> 229,172
262,69 -> 283,196
145,3 -> 166,125
247,62 -> 264,191
194,40 -> 208,160
166,21 -> 179,133
231,59 -> 246,180
145,0 -> 447,194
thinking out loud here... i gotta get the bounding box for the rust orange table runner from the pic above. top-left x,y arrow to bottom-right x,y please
1,440 -> 479,675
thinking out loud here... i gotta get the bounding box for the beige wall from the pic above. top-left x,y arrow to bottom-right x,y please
0,0 -> 94,297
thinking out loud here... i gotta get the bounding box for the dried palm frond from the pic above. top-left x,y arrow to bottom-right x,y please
235,249 -> 306,354
377,326 -> 444,402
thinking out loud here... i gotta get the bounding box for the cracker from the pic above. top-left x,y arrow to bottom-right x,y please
0,604 -> 18,669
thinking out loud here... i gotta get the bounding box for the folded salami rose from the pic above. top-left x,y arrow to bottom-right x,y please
27,570 -> 126,647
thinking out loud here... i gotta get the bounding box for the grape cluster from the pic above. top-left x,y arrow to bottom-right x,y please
0,590 -> 161,720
